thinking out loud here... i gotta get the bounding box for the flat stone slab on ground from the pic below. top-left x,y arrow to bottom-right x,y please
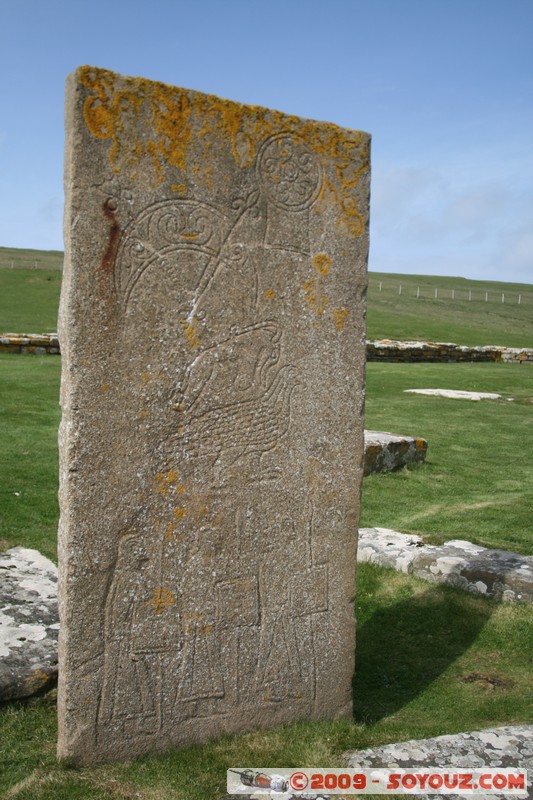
363,430 -> 427,476
59,66 -> 370,765
0,547 -> 58,702
359,528 -> 533,603
343,725 -> 533,800
404,388 -> 504,401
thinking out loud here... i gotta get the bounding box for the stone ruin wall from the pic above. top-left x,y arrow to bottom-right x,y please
2,333 -> 531,363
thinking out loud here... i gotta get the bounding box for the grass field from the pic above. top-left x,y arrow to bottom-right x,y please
0,246 -> 63,271
0,249 -> 532,799
367,272 -> 533,348
1,248 -> 533,347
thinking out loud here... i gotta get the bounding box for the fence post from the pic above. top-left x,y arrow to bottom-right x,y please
502,293 -> 505,303
434,288 -> 438,299
485,292 -> 488,302
452,289 -> 455,300
469,290 -> 472,301
519,294 -> 522,305
399,284 -> 402,295
417,287 -> 420,299
379,281 -> 382,292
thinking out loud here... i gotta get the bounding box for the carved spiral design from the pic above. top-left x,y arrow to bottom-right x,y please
256,134 -> 322,210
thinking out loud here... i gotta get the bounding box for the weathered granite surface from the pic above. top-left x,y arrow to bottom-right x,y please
58,66 -> 370,764
343,726 -> 533,800
363,430 -> 427,476
404,388 -> 504,401
359,528 -> 533,602
0,547 -> 59,702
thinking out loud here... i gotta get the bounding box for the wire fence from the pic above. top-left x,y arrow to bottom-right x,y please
0,259 -> 63,271
369,279 -> 532,306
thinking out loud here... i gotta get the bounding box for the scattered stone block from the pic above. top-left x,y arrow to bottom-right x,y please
343,725 -> 533,799
363,430 -> 427,476
358,528 -> 533,602
58,66 -> 370,764
0,547 -> 59,702
404,388 -> 503,401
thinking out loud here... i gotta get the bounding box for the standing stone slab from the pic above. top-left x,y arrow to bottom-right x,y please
58,66 -> 370,765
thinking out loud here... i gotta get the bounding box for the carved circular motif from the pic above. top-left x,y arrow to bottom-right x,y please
256,134 -> 323,210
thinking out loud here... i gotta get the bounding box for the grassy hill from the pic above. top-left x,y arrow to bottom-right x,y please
1,248 -> 532,346
367,271 -> 533,348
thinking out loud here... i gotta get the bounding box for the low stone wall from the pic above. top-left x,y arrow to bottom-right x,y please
0,333 -> 60,355
1,333 -> 531,363
367,339 -> 533,363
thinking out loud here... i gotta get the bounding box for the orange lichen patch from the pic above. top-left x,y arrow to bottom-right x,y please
171,184 -> 187,193
180,318 -> 201,350
32,668 -> 50,686
313,253 -> 332,276
415,438 -> 427,451
154,469 -> 182,495
77,66 -> 369,232
173,506 -> 187,520
304,278 -> 328,317
100,382 -> 110,394
263,288 -> 276,301
78,66 -> 193,182
332,307 -> 349,331
147,587 -> 176,615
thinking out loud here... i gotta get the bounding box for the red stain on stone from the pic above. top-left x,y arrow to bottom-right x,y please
100,198 -> 120,293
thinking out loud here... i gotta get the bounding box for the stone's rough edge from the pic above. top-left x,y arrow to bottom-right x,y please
2,334 -> 532,362
358,528 -> 533,603
343,725 -> 533,800
57,67 -> 79,759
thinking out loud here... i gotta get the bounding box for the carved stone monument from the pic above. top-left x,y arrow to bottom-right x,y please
58,66 -> 370,764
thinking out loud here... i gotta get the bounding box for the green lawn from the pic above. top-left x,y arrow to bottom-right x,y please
362,362 -> 533,554
0,269 -> 62,332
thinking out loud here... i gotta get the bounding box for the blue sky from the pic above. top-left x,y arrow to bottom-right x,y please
1,0 -> 532,283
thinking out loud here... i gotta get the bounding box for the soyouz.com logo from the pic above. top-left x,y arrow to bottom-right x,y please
227,767 -> 527,796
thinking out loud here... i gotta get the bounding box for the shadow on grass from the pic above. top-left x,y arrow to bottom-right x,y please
353,582 -> 495,724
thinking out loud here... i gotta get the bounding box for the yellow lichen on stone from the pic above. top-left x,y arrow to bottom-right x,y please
263,288 -> 276,300
180,318 -> 201,350
313,253 -> 332,276
148,587 -> 176,615
77,66 -> 369,234
304,278 -> 328,317
332,307 -> 349,331
154,469 -> 181,495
